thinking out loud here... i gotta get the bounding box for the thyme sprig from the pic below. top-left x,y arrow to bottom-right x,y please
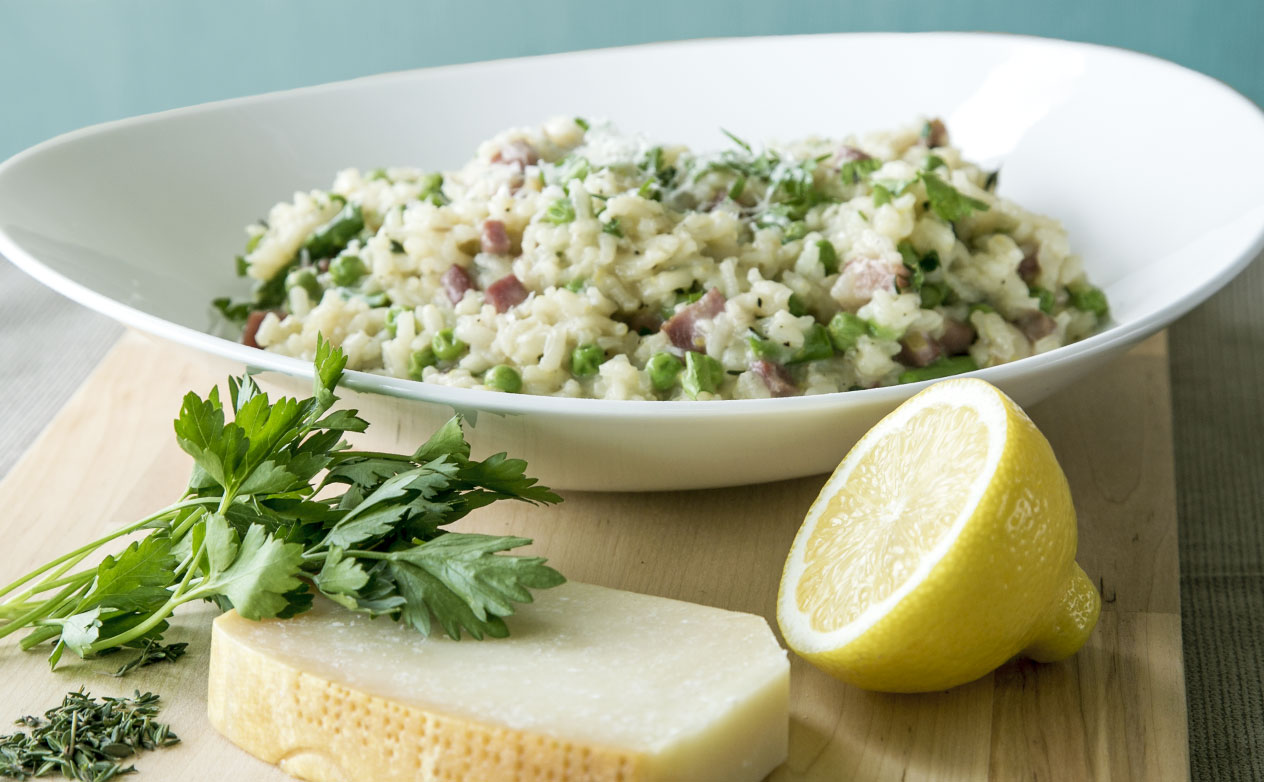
0,689 -> 177,781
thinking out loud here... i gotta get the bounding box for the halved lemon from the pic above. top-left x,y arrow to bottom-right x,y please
777,378 -> 1100,692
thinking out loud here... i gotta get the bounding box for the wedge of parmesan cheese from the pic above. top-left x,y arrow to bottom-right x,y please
208,582 -> 789,782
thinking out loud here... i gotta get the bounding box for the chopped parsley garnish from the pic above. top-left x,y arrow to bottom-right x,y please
896,241 -> 941,294
552,154 -> 591,185
871,178 -> 914,207
601,218 -> 623,237
788,324 -> 835,364
574,117 -> 590,131
782,221 -> 809,242
212,297 -> 251,327
920,172 -> 989,222
721,128 -> 753,153
636,146 -> 678,201
542,197 -> 576,225
841,157 -> 882,184
923,154 -> 946,171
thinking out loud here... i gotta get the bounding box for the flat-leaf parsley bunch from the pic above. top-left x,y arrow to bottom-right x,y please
0,338 -> 563,667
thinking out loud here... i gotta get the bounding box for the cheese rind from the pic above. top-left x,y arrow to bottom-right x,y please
207,582 -> 789,782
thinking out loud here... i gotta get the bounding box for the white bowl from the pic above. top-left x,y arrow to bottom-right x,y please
2,33 -> 1262,491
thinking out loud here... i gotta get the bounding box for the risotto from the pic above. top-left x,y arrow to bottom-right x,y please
218,117 -> 1109,400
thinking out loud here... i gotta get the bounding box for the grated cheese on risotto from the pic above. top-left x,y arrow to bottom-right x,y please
219,117 -> 1109,400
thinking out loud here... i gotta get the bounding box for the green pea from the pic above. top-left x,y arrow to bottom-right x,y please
285,268 -> 323,304
828,312 -> 868,352
330,254 -> 367,287
968,302 -> 996,317
363,291 -> 389,308
431,329 -> 467,361
571,343 -> 604,378
789,323 -> 834,364
1029,286 -> 1055,314
783,221 -> 809,242
919,281 -> 947,309
1068,285 -> 1109,317
646,352 -> 684,391
816,240 -> 839,274
484,365 -> 522,393
418,172 -> 447,206
565,277 -> 586,293
747,335 -> 784,362
681,352 -> 725,399
407,348 -> 436,380
868,322 -> 903,341
304,202 -> 364,259
898,355 -> 979,384
384,306 -> 404,338
788,293 -> 808,318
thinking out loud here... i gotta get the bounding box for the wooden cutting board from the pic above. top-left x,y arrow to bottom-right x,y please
0,331 -> 1187,781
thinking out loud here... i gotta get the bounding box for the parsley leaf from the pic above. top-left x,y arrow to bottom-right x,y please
196,524 -> 305,620
601,217 -> 624,238
385,534 -> 565,640
721,128 -> 753,153
920,172 -> 990,222
0,339 -> 565,664
542,197 -> 576,225
841,157 -> 882,184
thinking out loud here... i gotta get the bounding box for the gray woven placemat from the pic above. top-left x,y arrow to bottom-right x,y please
1170,253 -> 1264,782
2,251 -> 1261,778
0,262 -> 121,476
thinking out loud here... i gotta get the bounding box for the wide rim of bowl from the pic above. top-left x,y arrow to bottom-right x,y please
2,31 -> 1262,420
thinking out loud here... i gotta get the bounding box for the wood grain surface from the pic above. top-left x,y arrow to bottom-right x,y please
0,331 -> 1187,781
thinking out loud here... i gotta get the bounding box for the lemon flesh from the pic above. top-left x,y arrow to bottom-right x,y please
777,378 -> 1100,693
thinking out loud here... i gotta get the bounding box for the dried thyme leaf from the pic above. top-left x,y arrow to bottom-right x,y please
0,689 -> 178,780
106,641 -> 189,679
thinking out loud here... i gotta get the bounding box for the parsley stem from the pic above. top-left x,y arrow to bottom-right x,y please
0,497 -> 220,602
88,594 -> 185,654
0,572 -> 93,619
16,583 -> 93,650
0,583 -> 81,641
0,552 -> 94,611
18,625 -> 61,651
342,550 -> 391,560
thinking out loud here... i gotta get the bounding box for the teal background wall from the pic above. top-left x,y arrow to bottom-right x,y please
2,0 -> 1262,160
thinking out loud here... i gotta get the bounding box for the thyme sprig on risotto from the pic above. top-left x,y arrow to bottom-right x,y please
0,338 -> 564,668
